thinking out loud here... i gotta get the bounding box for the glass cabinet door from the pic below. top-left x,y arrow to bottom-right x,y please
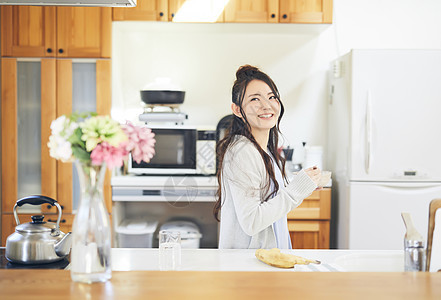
16,61 -> 42,212
51,58 -> 111,215
72,61 -> 97,212
1,58 -> 56,215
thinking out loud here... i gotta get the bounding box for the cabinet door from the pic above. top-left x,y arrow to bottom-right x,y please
1,58 -> 57,215
288,220 -> 330,249
287,189 -> 331,220
113,0 -> 168,21
1,6 -> 56,57
56,7 -> 111,58
169,0 -> 225,22
279,0 -> 333,23
224,0 -> 279,23
46,59 -> 112,215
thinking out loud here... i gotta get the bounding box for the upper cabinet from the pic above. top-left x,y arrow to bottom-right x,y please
1,6 -> 112,58
113,0 -> 168,21
224,0 -> 279,23
279,0 -> 333,23
113,0 -> 332,23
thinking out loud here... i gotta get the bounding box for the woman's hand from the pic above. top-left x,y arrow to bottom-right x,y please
304,166 -> 321,187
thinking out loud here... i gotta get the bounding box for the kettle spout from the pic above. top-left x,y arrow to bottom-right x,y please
55,232 -> 72,257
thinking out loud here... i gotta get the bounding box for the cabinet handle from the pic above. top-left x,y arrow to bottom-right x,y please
47,204 -> 64,210
47,218 -> 66,223
271,13 -> 276,18
171,13 -> 175,18
283,14 -> 288,19
58,49 -> 64,54
47,48 -> 53,53
159,12 -> 164,17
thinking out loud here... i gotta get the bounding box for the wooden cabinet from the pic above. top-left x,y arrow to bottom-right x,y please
1,6 -> 111,58
113,0 -> 332,23
288,188 -> 331,249
113,0 -> 224,22
1,57 -> 112,246
224,0 -> 279,23
279,0 -> 333,23
113,0 -> 168,21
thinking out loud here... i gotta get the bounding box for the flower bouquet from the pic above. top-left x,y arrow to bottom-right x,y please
47,112 -> 155,283
48,112 -> 155,169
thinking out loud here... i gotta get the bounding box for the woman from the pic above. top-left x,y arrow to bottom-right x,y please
214,65 -> 321,249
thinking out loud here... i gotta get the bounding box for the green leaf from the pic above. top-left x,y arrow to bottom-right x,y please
72,145 -> 90,163
69,111 -> 98,123
68,127 -> 85,148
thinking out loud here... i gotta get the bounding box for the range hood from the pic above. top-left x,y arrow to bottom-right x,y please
0,0 -> 136,6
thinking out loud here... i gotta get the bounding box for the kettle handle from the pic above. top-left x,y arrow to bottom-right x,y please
13,195 -> 62,232
16,195 -> 57,207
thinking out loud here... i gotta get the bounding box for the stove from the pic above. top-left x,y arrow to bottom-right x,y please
0,247 -> 69,269
139,104 -> 188,125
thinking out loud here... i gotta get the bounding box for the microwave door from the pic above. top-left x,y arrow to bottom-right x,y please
129,128 -> 197,174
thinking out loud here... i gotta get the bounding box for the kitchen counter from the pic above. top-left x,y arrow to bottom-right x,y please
0,268 -> 440,299
1,249 -> 440,299
112,248 -> 402,272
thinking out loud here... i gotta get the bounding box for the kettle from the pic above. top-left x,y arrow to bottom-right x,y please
6,195 -> 72,264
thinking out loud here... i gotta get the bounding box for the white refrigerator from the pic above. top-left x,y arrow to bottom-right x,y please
328,49 -> 441,250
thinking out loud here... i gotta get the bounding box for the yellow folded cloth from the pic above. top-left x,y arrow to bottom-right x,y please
255,248 -> 320,269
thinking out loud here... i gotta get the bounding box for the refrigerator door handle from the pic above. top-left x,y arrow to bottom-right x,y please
365,90 -> 372,174
376,182 -> 441,189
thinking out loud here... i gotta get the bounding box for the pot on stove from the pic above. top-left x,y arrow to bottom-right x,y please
140,77 -> 185,105
5,195 -> 72,264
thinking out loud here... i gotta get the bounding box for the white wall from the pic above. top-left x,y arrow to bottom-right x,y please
112,0 -> 441,166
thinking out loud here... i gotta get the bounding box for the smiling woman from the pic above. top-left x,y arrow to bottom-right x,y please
214,65 -> 321,249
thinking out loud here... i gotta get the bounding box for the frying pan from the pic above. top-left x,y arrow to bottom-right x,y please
140,90 -> 185,105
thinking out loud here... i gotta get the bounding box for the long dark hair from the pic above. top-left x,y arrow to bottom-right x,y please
213,65 -> 287,222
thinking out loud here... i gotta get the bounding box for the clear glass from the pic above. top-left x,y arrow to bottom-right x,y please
159,230 -> 181,271
17,61 -> 41,204
72,62 -> 97,212
71,160 -> 111,283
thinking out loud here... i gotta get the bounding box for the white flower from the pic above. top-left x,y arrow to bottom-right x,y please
48,135 -> 73,162
50,115 -> 78,138
50,115 -> 67,135
47,115 -> 79,162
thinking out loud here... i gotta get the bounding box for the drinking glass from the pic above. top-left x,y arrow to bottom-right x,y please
159,230 -> 181,271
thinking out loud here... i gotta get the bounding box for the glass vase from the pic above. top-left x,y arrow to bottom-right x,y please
71,160 -> 112,283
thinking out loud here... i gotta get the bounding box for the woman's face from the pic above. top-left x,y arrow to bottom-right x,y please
233,79 -> 280,133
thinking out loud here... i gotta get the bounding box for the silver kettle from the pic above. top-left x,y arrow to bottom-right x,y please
6,195 -> 72,264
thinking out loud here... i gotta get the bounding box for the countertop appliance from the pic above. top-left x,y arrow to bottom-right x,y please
128,125 -> 216,175
328,49 -> 441,249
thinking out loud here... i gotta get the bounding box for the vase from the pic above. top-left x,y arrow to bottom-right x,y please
70,160 -> 112,283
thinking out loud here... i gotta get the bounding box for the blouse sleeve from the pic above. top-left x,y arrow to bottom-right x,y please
222,141 -> 317,236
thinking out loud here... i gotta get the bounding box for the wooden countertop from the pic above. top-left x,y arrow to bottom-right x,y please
0,270 -> 440,299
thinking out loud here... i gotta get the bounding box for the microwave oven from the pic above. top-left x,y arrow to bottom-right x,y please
128,126 -> 216,175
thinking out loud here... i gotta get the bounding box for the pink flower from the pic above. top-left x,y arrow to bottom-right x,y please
122,122 -> 156,164
91,142 -> 128,169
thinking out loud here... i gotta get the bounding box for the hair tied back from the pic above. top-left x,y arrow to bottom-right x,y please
236,65 -> 260,80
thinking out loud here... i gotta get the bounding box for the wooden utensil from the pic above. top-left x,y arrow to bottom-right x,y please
427,199 -> 441,271
401,212 -> 424,242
